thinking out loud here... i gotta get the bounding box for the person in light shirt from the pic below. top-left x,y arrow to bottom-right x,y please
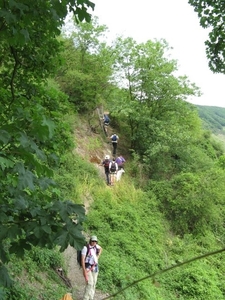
81,235 -> 102,300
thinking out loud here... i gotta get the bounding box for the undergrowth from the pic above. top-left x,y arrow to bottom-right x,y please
6,115 -> 225,299
6,247 -> 68,300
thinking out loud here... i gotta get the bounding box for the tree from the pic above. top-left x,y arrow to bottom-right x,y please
56,17 -> 114,112
188,0 -> 225,73
0,0 -> 95,289
107,36 -> 202,178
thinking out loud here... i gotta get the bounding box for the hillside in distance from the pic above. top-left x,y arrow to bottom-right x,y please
196,105 -> 225,135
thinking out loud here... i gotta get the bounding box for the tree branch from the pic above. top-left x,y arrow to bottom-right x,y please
101,247 -> 225,299
9,46 -> 20,106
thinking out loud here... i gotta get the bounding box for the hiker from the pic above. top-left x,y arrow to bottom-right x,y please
110,133 -> 119,155
81,235 -> 102,300
115,155 -> 126,170
103,114 -> 110,126
109,158 -> 118,186
102,155 -> 111,185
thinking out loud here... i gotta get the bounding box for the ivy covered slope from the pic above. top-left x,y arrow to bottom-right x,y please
58,18 -> 225,300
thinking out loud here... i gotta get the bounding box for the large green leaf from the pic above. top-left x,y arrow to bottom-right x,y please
0,130 -> 11,144
0,157 -> 14,170
0,265 -> 13,288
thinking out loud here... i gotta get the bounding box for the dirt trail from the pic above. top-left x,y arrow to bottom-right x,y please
63,195 -> 110,300
63,117 -> 111,300
63,245 -> 109,300
63,198 -> 108,300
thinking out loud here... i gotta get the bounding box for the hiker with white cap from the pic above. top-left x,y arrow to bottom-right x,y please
81,235 -> 102,300
102,155 -> 111,185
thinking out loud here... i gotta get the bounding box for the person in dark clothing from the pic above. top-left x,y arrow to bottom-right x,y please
103,114 -> 110,126
110,134 -> 119,156
102,155 -> 111,185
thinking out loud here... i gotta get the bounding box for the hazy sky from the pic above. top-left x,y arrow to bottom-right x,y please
92,0 -> 225,107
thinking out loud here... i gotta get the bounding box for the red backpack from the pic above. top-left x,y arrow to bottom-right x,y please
103,159 -> 110,168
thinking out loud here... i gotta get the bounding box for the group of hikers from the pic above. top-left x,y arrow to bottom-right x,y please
61,114 -> 123,300
102,113 -> 126,185
61,113 -> 123,300
102,153 -> 125,185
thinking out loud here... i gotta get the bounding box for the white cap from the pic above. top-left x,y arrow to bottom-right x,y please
105,155 -> 110,159
90,235 -> 98,242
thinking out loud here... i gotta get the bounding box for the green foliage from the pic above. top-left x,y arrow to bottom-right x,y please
0,84 -> 86,287
197,105 -> 225,134
1,2 -> 225,298
105,36 -> 206,178
188,0 -> 225,73
29,246 -> 63,269
54,151 -> 101,202
0,0 -> 96,289
56,17 -> 113,112
125,151 -> 148,188
81,169 -> 225,299
149,168 -> 225,237
83,184 -> 170,298
4,248 -> 67,300
53,23 -> 225,298
217,154 -> 225,169
162,262 -> 224,299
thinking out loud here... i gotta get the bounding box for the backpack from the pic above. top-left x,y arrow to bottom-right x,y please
104,115 -> 110,123
77,244 -> 88,267
111,135 -> 117,142
104,159 -> 110,168
77,244 -> 99,267
110,161 -> 116,172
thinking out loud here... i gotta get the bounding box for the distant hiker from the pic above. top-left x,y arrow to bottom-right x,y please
110,133 -> 119,155
109,158 -> 118,173
109,158 -> 118,186
102,155 -> 111,185
81,235 -> 102,300
103,114 -> 110,126
115,155 -> 126,170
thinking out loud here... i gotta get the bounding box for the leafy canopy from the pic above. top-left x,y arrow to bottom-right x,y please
0,0 -> 95,288
188,0 -> 225,73
57,17 -> 113,112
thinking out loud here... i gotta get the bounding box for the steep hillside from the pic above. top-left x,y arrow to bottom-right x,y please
66,113 -> 225,300
9,109 -> 225,300
63,115 -> 121,300
6,115 -> 113,300
196,105 -> 225,134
